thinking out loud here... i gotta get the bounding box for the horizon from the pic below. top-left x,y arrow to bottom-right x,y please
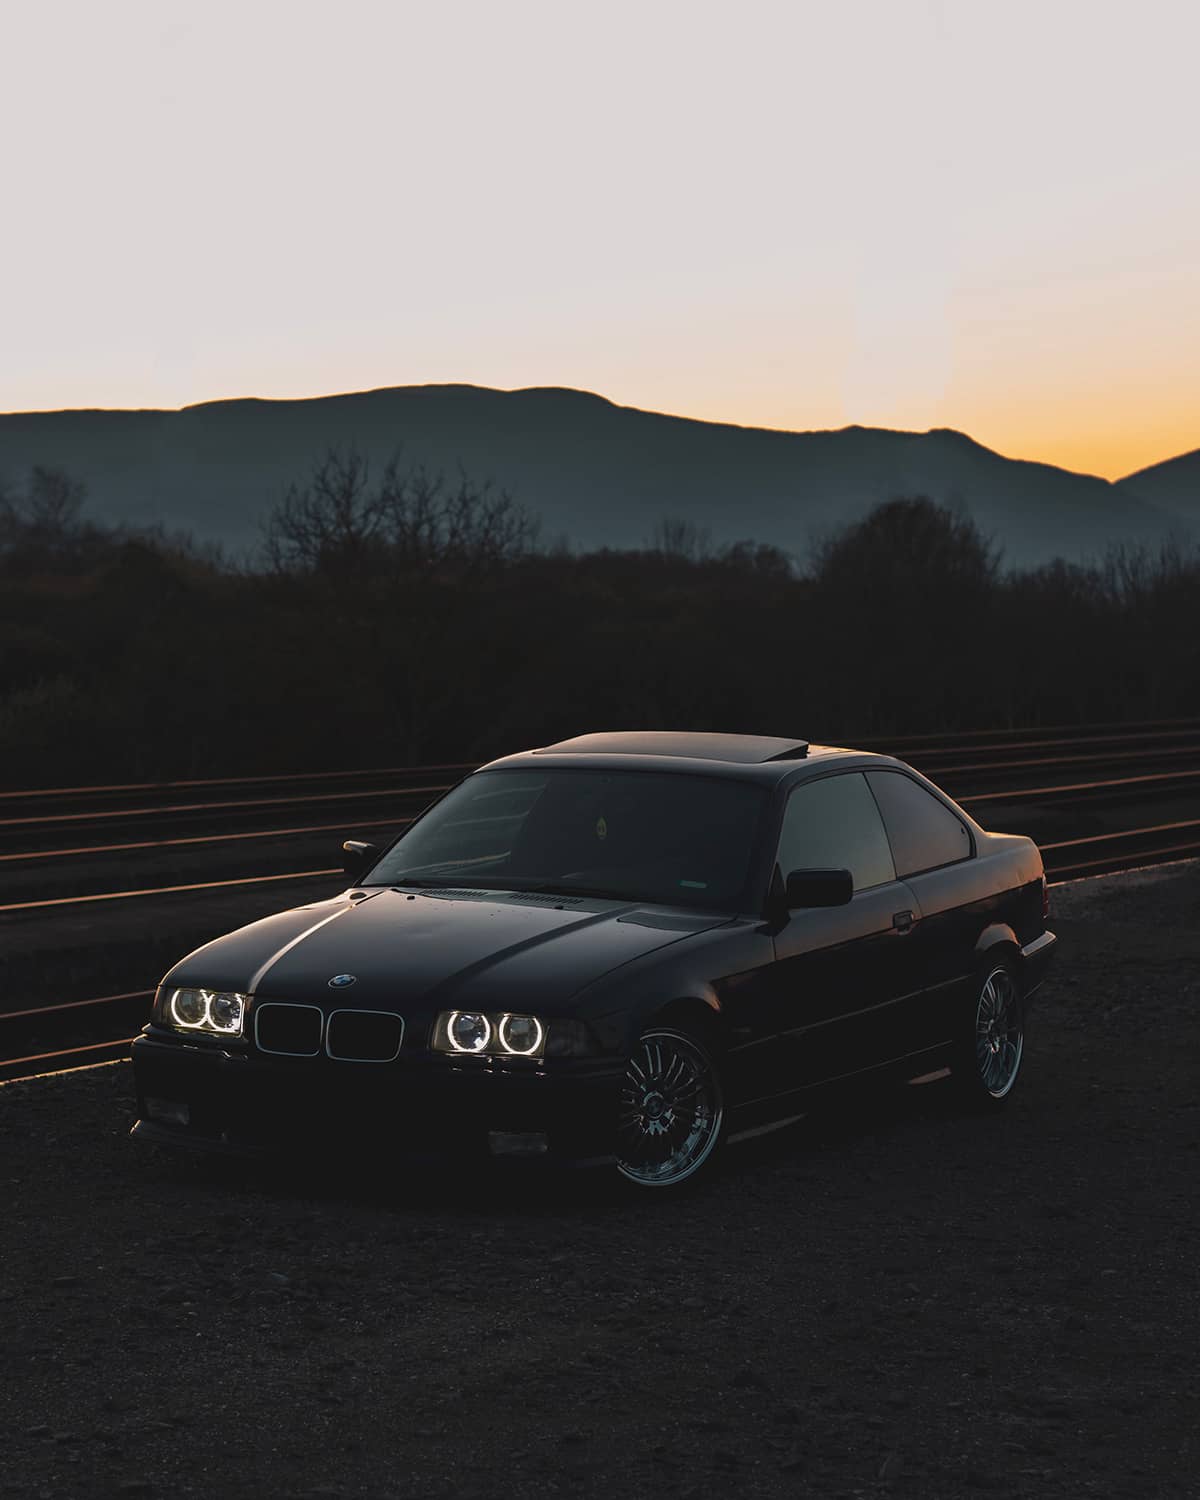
2,377 -> 1194,485
5,0 -> 1198,482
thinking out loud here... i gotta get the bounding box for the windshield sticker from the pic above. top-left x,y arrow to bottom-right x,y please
679,879 -> 708,889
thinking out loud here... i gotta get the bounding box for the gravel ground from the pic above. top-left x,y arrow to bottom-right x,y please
2,862 -> 1198,1500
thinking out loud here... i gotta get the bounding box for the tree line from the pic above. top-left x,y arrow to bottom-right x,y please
1,453 -> 1196,786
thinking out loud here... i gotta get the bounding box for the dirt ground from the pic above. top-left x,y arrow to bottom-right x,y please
2,862 -> 1198,1499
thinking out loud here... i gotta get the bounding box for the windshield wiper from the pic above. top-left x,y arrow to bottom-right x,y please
527,882 -> 634,902
385,876 -> 634,901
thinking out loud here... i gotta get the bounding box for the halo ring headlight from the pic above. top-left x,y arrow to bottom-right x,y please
161,986 -> 246,1036
498,1014 -> 545,1056
169,988 -> 211,1028
447,1011 -> 491,1053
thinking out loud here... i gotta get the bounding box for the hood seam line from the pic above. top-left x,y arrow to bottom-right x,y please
247,905 -> 352,995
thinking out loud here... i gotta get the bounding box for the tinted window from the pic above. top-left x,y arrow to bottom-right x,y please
867,771 -> 972,876
776,773 -> 896,892
366,768 -> 767,911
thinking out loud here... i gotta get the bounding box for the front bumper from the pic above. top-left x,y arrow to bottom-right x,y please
130,1030 -> 624,1167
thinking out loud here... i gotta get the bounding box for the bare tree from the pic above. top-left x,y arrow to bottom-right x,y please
1100,538 -> 1195,606
261,449 -> 539,761
26,466 -> 86,533
262,451 -> 388,577
648,516 -> 714,563
0,466 -> 88,561
263,449 -> 538,580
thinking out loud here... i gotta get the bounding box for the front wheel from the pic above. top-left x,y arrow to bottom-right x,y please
953,961 -> 1025,1107
615,1026 -> 725,1188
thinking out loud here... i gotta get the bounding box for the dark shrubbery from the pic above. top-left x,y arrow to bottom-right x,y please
1,462 -> 1196,786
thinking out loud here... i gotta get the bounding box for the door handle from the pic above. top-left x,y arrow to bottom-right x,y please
892,909 -> 916,933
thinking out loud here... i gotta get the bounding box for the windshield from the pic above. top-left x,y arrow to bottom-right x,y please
365,767 -> 767,911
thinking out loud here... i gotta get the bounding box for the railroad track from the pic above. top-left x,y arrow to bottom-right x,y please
0,762 -> 475,852
2,717 -> 1198,1079
2,717 -> 1198,907
1,718 -> 1197,911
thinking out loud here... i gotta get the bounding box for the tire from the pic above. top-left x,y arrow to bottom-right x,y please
952,959 -> 1025,1108
615,1025 -> 725,1188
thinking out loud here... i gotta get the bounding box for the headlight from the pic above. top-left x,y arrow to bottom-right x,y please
169,988 -> 208,1027
498,1013 -> 544,1056
160,987 -> 247,1038
434,1010 -> 546,1059
447,1010 -> 491,1054
208,992 -> 245,1032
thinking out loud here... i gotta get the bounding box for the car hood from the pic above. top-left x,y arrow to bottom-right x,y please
163,886 -> 729,1014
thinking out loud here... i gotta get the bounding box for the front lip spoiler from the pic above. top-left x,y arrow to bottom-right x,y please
130,1117 -> 261,1158
128,1116 -> 616,1170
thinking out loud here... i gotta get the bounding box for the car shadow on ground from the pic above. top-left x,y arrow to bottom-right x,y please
131,1071 -> 975,1222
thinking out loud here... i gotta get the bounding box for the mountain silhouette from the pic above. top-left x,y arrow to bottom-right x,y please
1118,449 -> 1200,530
0,384 -> 1183,567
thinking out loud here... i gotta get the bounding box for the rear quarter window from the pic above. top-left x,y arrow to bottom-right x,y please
867,770 -> 972,877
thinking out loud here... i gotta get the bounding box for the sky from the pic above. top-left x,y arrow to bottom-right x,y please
2,0 -> 1197,479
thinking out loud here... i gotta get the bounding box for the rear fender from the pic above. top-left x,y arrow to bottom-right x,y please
974,923 -> 1020,971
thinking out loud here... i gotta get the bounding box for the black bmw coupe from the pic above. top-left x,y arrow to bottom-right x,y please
131,731 -> 1057,1187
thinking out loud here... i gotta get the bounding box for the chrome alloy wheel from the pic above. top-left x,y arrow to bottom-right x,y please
975,967 -> 1024,1098
616,1028 -> 723,1187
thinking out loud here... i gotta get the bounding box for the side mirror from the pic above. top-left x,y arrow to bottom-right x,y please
341,839 -> 379,879
785,868 -> 853,908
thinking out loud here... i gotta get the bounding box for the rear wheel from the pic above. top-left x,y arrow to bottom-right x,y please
954,961 -> 1025,1106
615,1026 -> 724,1188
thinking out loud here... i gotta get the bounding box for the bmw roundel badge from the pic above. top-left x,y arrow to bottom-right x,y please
328,974 -> 357,989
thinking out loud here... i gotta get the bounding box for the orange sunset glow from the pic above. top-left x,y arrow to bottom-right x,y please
3,0 -> 1198,481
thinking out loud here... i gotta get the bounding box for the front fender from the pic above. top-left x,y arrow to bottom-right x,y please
572,919 -> 773,1057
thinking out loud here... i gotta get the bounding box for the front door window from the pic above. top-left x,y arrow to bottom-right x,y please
776,772 -> 896,891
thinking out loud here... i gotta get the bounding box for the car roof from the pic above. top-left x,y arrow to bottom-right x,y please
537,731 -> 810,762
479,731 -> 896,784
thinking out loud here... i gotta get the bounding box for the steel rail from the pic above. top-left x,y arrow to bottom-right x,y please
0,867 -> 341,914
0,989 -> 154,1023
0,1056 -> 129,1087
890,728 -> 1200,759
0,763 -> 476,801
4,744 -> 1197,864
867,714 -> 1200,747
0,1036 -> 135,1071
3,716 -> 1199,807
0,816 -> 412,864
16,815 -> 1192,931
6,760 -> 1200,911
959,767 -> 1200,803
922,744 -> 1200,778
0,783 -> 451,831
1046,853 -> 1200,886
1040,816 -> 1200,852
1048,839 -> 1200,877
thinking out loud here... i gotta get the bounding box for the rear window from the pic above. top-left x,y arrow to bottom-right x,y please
867,771 -> 972,877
